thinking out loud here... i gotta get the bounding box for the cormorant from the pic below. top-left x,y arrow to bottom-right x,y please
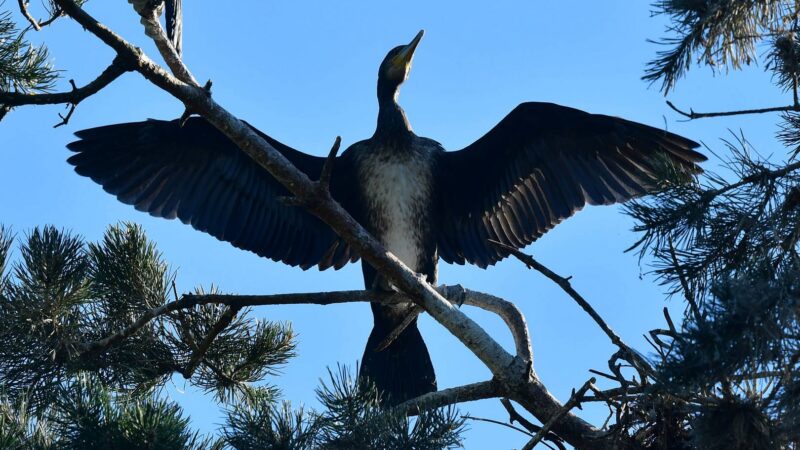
66,30 -> 705,404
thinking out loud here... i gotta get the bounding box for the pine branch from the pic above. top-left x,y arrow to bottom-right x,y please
181,305 -> 242,379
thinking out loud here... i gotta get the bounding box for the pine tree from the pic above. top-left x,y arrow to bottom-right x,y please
0,224 -> 464,449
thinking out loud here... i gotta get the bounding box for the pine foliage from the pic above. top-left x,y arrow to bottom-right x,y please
0,224 -> 464,449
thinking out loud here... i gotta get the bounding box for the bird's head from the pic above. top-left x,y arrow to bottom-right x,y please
378,30 -> 424,99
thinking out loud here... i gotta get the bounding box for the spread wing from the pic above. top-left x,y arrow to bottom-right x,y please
437,102 -> 706,267
67,117 -> 359,270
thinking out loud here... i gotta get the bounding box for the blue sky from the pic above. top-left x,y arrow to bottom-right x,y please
1,1 -> 789,448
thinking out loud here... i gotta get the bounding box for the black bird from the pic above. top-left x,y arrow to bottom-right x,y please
66,30 -> 705,404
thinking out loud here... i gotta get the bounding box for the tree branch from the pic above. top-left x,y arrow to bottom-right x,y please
318,136 -> 341,192
490,240 -> 654,379
666,100 -> 800,120
377,284 -> 534,366
501,398 -> 566,450
0,57 -> 130,107
78,286 -> 532,366
135,5 -> 197,86
17,0 -> 63,30
522,378 -> 596,450
396,380 -> 502,415
181,305 -> 242,379
17,0 -> 42,31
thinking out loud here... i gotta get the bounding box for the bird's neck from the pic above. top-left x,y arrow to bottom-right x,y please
375,81 -> 412,141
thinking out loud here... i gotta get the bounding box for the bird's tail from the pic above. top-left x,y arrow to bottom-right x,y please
360,303 -> 437,405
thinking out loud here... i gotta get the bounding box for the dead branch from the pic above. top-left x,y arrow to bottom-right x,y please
396,380 -> 501,415
461,414 -> 536,439
491,240 -> 654,379
522,378 -> 596,450
442,285 -> 533,366
501,398 -> 566,450
135,5 -> 198,86
78,286 -> 531,367
0,57 -> 130,107
378,284 -> 534,367
666,100 -> 800,120
17,0 -> 41,30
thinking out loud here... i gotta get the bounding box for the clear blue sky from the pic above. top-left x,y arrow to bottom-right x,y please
1,1 -> 786,448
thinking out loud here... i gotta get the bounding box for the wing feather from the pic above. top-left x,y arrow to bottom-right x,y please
438,102 -> 705,267
67,117 -> 358,269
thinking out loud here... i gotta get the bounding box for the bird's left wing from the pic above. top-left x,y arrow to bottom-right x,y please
67,117 -> 359,270
437,102 -> 706,267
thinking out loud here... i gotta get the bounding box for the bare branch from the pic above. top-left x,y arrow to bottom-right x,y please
442,285 -> 533,365
17,0 -> 62,30
461,415 -> 534,438
318,136 -> 342,191
489,240 -> 653,378
666,100 -> 800,120
53,102 -> 75,128
78,286 -> 532,366
522,378 -> 596,450
501,398 -> 566,450
17,0 -> 41,31
396,380 -> 501,416
379,285 -> 534,365
375,305 -> 421,351
0,57 -> 130,107
137,6 -> 198,86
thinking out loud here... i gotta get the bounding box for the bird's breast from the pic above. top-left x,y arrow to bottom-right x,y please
356,147 -> 436,273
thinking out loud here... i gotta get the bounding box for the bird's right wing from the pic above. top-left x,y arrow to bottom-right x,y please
67,117 -> 359,270
437,102 -> 706,268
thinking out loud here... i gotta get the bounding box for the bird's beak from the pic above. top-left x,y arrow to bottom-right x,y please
393,30 -> 424,68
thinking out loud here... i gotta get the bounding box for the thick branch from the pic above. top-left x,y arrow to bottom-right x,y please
0,58 -> 130,106
666,100 -> 800,119
442,285 -> 533,365
378,285 -> 534,365
137,6 -> 198,85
